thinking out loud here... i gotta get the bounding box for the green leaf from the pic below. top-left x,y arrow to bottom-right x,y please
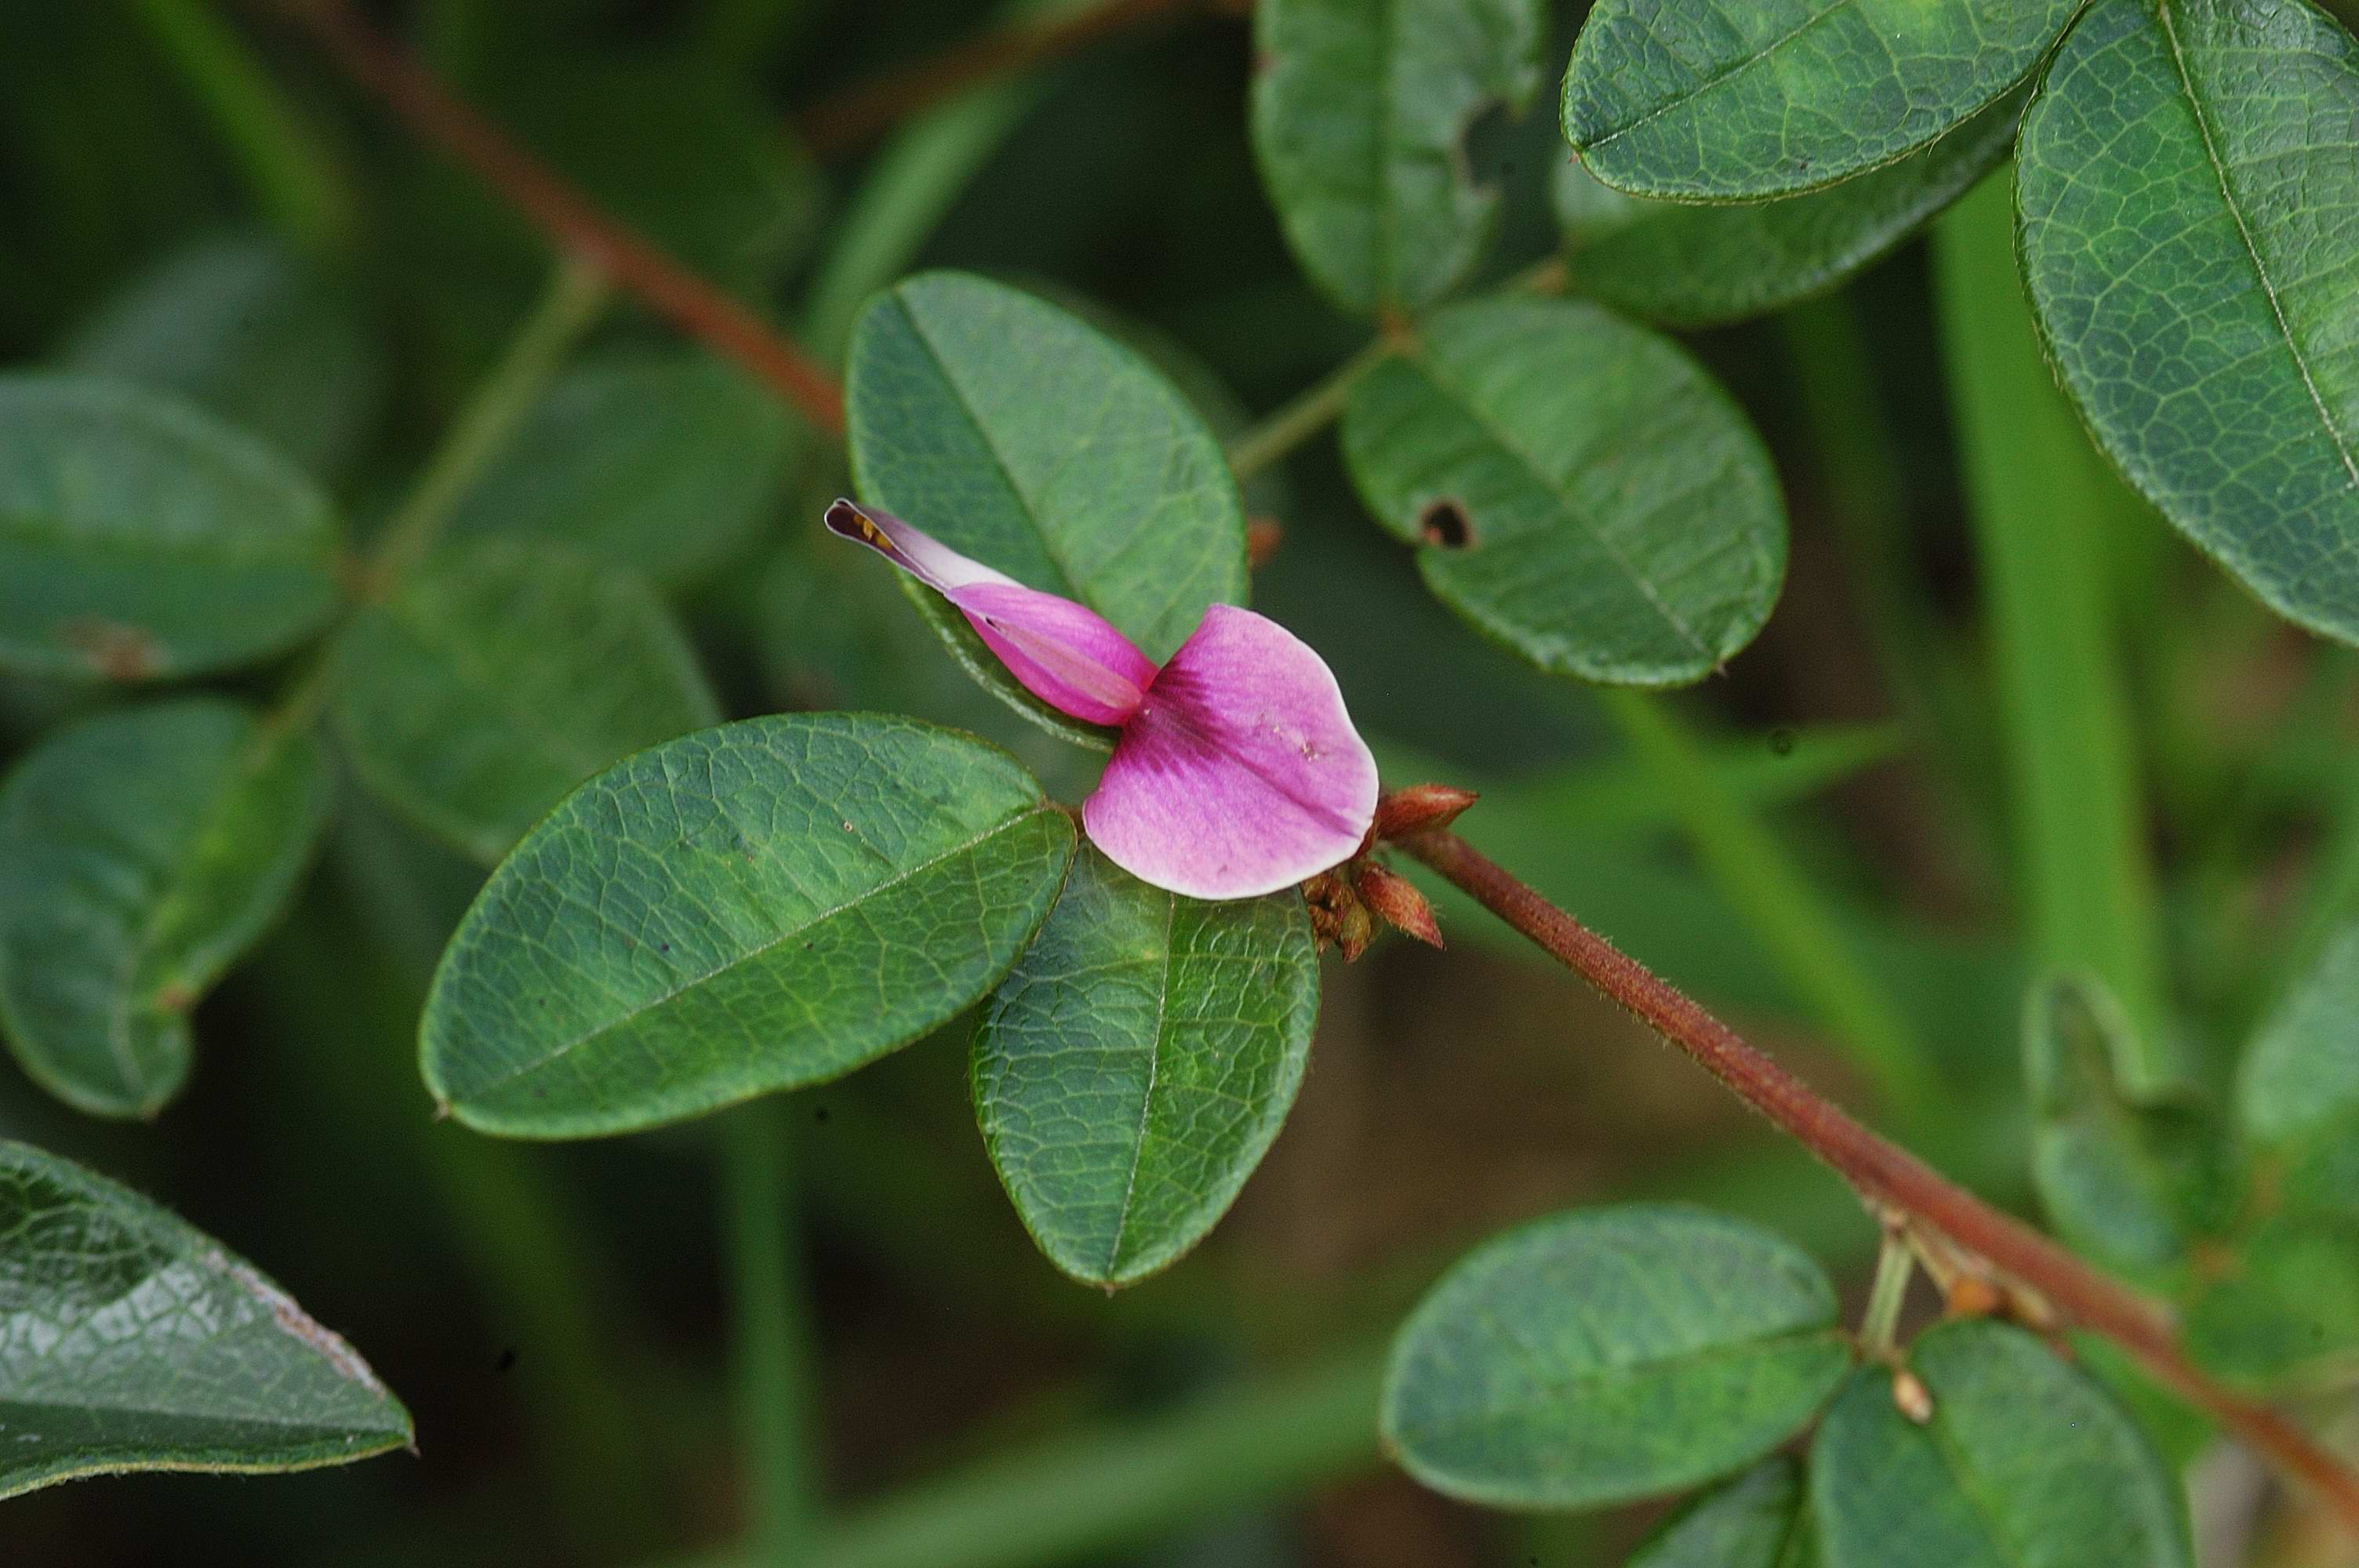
846,272 -> 1248,734
1554,93 -> 2022,329
1381,1204 -> 1850,1508
63,233 -> 384,477
0,699 -> 331,1117
0,1140 -> 411,1496
2239,920 -> 2359,1147
1250,0 -> 1545,315
445,350 -> 792,589
1812,1320 -> 2191,1568
972,845 -> 1318,1287
333,539 -> 722,866
2023,973 -> 2226,1279
2017,0 -> 2359,646
1631,1457 -> 1817,1568
0,375 -> 343,682
1563,0 -> 2081,198
1342,296 -> 1787,685
420,714 -> 1077,1138
2184,1218 -> 2359,1387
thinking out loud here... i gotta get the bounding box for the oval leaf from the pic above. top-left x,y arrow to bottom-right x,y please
334,539 -> 723,865
2240,921 -> 2359,1148
2184,1217 -> 2359,1387
446,350 -> 791,588
1251,0 -> 1545,315
1564,0 -> 2081,198
1556,92 -> 2023,328
2018,0 -> 2359,646
2023,973 -> 2227,1279
973,845 -> 1318,1287
0,375 -> 343,682
1812,1320 -> 2190,1568
845,272 -> 1248,737
0,699 -> 332,1117
421,714 -> 1078,1138
64,233 -> 385,477
0,1139 -> 411,1497
1381,1204 -> 1850,1508
1632,1457 -> 1817,1568
1343,297 -> 1787,685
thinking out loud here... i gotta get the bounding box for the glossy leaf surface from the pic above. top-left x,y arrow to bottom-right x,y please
973,846 -> 1318,1286
0,700 -> 330,1116
0,376 -> 341,681
421,715 -> 1076,1138
1343,297 -> 1785,685
1564,0 -> 2081,198
2018,0 -> 2359,645
334,539 -> 723,864
0,1141 -> 411,1497
1382,1205 -> 1848,1508
1555,93 -> 2021,328
1251,0 -> 1544,314
1812,1320 -> 2190,1568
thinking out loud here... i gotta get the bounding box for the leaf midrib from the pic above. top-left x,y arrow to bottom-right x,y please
1101,887 -> 1179,1276
449,802 -> 1057,1102
2153,0 -> 2359,500
1579,1 -> 1854,151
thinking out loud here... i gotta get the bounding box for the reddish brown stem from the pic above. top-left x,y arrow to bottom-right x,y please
796,0 -> 1216,157
1401,824 -> 2359,1534
275,0 -> 845,437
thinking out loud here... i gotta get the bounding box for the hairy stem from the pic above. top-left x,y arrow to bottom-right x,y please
795,0 -> 1218,158
1398,824 -> 2359,1531
273,0 -> 847,435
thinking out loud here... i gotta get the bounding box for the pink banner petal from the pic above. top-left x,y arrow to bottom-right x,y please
1084,604 -> 1378,899
948,581 -> 1156,726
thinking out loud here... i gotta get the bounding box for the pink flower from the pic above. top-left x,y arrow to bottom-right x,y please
826,500 -> 1379,901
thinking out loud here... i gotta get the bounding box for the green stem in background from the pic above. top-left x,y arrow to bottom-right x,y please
129,0 -> 359,254
808,1345 -> 1383,1568
1596,688 -> 1943,1114
365,256 -> 612,589
1932,177 -> 2178,1093
721,1101 -> 818,1561
1225,336 -> 1396,482
1858,1225 -> 1915,1361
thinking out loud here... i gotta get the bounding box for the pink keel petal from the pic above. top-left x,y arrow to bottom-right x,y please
1085,604 -> 1378,900
948,582 -> 1155,726
825,499 -> 1155,726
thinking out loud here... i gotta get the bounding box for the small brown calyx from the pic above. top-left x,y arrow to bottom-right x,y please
1372,784 -> 1478,844
1354,862 -> 1442,949
1302,869 -> 1372,961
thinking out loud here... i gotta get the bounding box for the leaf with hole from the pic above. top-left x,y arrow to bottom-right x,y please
2017,0 -> 2359,646
0,1139 -> 412,1497
420,714 -> 1077,1138
1812,1320 -> 2190,1568
0,699 -> 331,1117
445,350 -> 791,588
1250,0 -> 1545,315
333,538 -> 722,865
1343,296 -> 1786,685
0,375 -> 343,682
1554,91 -> 2023,328
845,272 -> 1247,740
2023,973 -> 2228,1280
1381,1204 -> 1849,1508
1631,1457 -> 1817,1568
63,234 -> 385,477
973,845 -> 1318,1287
1563,0 -> 2081,198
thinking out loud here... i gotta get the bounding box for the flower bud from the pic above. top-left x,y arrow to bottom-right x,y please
1891,1368 -> 1934,1425
1373,784 -> 1479,841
